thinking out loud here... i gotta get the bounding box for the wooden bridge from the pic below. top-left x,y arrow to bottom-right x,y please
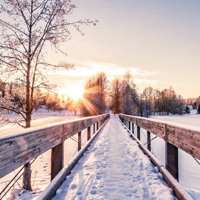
0,114 -> 199,200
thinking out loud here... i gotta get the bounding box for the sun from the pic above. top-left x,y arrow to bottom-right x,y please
69,87 -> 84,101
57,85 -> 84,102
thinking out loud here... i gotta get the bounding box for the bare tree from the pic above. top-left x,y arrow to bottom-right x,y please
0,0 -> 96,128
0,0 -> 96,190
81,73 -> 107,116
120,73 -> 139,115
110,79 -> 121,114
141,87 -> 156,117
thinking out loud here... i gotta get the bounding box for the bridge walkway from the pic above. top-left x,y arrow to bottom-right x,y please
53,116 -> 175,200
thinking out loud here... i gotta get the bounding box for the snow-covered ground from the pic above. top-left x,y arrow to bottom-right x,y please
53,116 -> 175,200
0,108 -> 78,138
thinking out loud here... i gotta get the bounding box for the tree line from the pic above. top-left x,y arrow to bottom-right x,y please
79,72 -> 196,117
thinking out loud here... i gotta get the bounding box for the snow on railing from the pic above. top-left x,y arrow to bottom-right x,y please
0,114 -> 109,198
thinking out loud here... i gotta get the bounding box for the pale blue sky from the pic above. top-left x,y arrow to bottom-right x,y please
50,0 -> 200,98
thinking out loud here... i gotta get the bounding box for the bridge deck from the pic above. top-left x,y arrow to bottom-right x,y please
53,116 -> 175,200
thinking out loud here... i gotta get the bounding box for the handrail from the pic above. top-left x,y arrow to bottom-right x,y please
119,114 -> 200,161
0,114 -> 109,186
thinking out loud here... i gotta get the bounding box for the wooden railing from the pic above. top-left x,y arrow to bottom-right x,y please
119,114 -> 200,179
119,114 -> 200,200
0,114 -> 109,195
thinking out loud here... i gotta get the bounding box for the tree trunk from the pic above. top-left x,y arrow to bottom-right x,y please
23,82 -> 32,190
23,74 -> 32,190
23,53 -> 32,190
25,111 -> 31,128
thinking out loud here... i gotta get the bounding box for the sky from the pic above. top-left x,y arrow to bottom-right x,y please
48,0 -> 200,98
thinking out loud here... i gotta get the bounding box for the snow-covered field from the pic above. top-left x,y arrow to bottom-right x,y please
53,116 -> 175,200
0,108 -> 78,138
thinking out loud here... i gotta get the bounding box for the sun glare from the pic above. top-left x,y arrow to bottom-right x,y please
57,85 -> 84,102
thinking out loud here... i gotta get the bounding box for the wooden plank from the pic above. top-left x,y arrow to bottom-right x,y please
23,162 -> 32,190
93,123 -> 96,134
147,131 -> 151,151
87,126 -> 91,141
132,123 -> 134,134
119,114 -> 200,160
51,143 -> 64,180
0,114 -> 109,178
137,126 -> 140,140
166,142 -> 179,180
128,121 -> 131,130
78,131 -> 82,151
96,122 -> 99,130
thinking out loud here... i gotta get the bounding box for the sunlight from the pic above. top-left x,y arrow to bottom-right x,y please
57,84 -> 84,101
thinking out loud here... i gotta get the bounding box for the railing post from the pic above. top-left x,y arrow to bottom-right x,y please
51,142 -> 64,180
87,126 -> 91,141
23,162 -> 32,190
78,131 -> 82,151
137,126 -> 140,140
132,123 -> 134,134
128,121 -> 131,130
147,131 -> 151,151
96,122 -> 99,130
93,123 -> 96,134
166,142 -> 179,180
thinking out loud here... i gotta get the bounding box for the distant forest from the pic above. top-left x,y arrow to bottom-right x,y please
79,72 -> 200,117
1,74 -> 200,118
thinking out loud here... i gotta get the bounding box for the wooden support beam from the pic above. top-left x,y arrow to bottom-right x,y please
132,123 -> 134,134
147,131 -> 151,151
87,126 -> 91,141
78,131 -> 82,151
128,121 -> 131,130
51,142 -> 64,180
137,126 -> 141,140
166,142 -> 179,180
93,123 -> 95,134
96,122 -> 99,130
23,162 -> 32,190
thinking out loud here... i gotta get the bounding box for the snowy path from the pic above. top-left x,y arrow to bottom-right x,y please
53,116 -> 175,200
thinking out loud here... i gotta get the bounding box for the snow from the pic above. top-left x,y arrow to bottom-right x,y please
151,112 -> 200,132
0,108 -> 78,138
53,116 -> 175,200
